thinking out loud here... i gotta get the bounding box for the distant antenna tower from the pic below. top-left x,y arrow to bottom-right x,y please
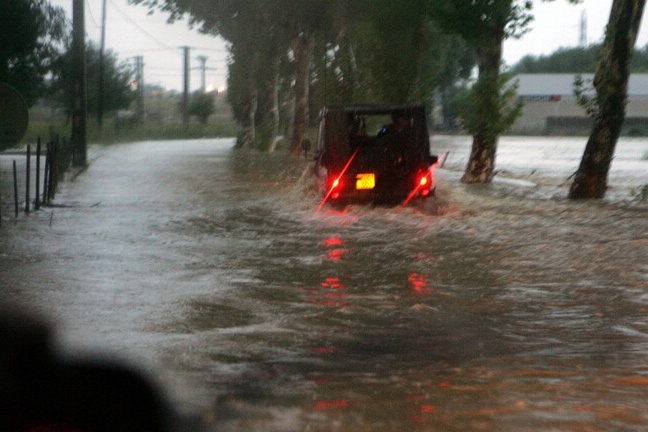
579,10 -> 588,46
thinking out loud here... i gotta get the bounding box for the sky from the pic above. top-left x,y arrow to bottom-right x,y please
49,0 -> 648,92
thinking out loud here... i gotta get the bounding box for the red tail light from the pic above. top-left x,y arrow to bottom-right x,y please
422,170 -> 434,197
329,175 -> 342,200
417,172 -> 431,190
403,171 -> 433,204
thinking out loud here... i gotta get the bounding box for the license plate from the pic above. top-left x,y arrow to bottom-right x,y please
356,173 -> 375,190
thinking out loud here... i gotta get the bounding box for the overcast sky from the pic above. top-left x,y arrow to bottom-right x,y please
49,0 -> 648,91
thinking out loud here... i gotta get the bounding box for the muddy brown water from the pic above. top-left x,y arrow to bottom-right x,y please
1,138 -> 647,431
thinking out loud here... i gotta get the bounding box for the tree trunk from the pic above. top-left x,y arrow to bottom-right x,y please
239,85 -> 257,150
265,57 -> 280,152
461,34 -> 503,184
290,30 -> 314,157
569,0 -> 645,199
463,131 -> 497,183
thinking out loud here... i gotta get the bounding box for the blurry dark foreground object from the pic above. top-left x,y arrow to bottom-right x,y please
0,309 -> 174,432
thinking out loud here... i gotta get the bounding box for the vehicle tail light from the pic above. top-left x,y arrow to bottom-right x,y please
403,170 -> 433,205
417,172 -> 432,195
328,175 -> 342,200
315,147 -> 360,213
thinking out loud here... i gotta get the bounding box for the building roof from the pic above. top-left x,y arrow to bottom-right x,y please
514,73 -> 648,97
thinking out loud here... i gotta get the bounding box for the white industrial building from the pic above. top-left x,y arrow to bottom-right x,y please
511,73 -> 648,134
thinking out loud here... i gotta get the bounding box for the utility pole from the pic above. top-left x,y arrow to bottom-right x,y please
194,55 -> 217,93
135,56 -> 145,121
182,46 -> 190,126
197,55 -> 207,92
98,0 -> 107,129
579,11 -> 588,47
72,0 -> 87,167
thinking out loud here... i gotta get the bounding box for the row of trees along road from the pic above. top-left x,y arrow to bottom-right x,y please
1,1 -> 644,199
134,0 -> 645,200
512,43 -> 648,74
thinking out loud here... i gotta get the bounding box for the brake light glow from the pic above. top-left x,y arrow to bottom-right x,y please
315,147 -> 360,213
403,170 -> 433,205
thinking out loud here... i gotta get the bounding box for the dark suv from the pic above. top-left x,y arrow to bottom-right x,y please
314,105 -> 438,206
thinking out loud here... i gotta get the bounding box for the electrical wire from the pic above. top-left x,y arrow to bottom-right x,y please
188,46 -> 229,54
107,0 -> 176,51
118,48 -> 179,55
85,0 -> 101,29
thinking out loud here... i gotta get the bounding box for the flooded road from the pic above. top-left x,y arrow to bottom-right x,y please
1,137 -> 647,431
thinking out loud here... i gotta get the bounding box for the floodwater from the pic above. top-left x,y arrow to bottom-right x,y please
1,136 -> 647,431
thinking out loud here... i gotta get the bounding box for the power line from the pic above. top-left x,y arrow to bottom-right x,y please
188,46 -> 229,54
118,47 -> 178,55
85,0 -> 101,29
107,0 -> 175,51
145,66 -> 183,72
146,72 -> 184,77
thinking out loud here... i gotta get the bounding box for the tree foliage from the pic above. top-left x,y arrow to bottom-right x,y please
0,0 -> 67,107
429,0 -> 531,183
320,0 -> 465,107
511,43 -> 648,73
189,91 -> 215,124
49,42 -> 135,119
460,73 -> 523,142
131,0 -> 645,201
513,46 -> 602,73
132,0 -> 475,153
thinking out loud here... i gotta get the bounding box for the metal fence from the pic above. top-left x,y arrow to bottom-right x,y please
0,135 -> 70,226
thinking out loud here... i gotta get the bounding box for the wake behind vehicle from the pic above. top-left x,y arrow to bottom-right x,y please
314,105 -> 438,206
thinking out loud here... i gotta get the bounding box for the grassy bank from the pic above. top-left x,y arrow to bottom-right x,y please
21,117 -> 238,146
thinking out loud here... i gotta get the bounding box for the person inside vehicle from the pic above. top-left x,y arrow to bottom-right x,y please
376,113 -> 414,171
377,113 -> 411,137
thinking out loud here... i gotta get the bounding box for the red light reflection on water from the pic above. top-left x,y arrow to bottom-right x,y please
311,346 -> 337,354
408,272 -> 434,295
314,399 -> 348,410
323,236 -> 348,261
322,207 -> 349,216
321,277 -> 343,289
326,248 -> 348,260
323,237 -> 343,247
420,404 -> 436,413
411,406 -> 437,424
307,276 -> 350,309
407,381 -> 451,424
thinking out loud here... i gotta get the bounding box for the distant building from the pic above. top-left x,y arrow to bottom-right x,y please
511,73 -> 648,135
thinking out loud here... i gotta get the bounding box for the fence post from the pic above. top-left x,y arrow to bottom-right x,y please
25,144 -> 30,214
13,160 -> 18,218
35,138 -> 41,210
43,141 -> 50,205
48,137 -> 58,202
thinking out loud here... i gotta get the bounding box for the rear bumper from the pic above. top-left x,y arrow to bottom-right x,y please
319,170 -> 433,205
